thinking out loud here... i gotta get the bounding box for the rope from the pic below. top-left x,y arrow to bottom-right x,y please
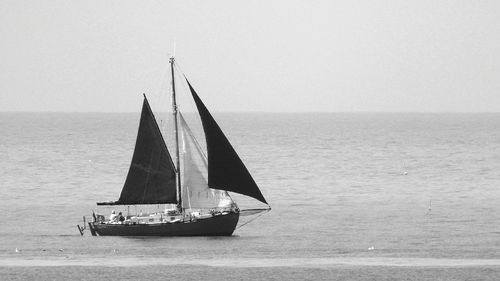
174,62 -> 205,139
179,112 -> 208,162
235,208 -> 270,230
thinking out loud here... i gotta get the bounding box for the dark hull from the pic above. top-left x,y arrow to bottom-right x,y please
90,212 -> 239,236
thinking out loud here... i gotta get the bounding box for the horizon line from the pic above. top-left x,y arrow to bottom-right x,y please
1,111 -> 500,114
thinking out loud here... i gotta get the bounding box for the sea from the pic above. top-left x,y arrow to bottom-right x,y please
0,112 -> 500,280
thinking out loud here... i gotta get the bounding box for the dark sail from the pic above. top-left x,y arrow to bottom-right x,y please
187,80 -> 268,205
99,95 -> 178,205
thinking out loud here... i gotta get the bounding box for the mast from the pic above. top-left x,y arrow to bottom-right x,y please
170,56 -> 182,211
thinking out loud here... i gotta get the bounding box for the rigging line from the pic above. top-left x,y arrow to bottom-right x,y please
151,56 -> 171,131
179,112 -> 208,164
185,185 -> 192,213
235,209 -> 270,230
173,63 -> 205,141
140,150 -> 155,204
180,127 -> 193,212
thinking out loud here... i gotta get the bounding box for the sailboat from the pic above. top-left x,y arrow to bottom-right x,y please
79,57 -> 270,236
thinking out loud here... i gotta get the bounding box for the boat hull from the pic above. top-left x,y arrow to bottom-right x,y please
90,212 -> 239,236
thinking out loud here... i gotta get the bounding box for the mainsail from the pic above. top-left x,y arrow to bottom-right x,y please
186,80 -> 268,205
99,95 -> 178,205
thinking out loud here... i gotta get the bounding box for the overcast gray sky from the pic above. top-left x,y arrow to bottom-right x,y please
1,1 -> 500,112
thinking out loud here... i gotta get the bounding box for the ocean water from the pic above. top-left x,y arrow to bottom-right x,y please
1,112 -> 500,280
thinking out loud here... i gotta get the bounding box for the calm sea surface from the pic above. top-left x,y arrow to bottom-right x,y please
1,112 -> 500,280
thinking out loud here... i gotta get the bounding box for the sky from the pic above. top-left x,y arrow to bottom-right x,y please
1,0 -> 500,112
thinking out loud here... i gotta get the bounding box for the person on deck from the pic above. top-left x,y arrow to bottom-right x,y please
109,210 -> 118,222
118,212 -> 125,223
